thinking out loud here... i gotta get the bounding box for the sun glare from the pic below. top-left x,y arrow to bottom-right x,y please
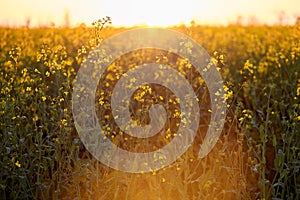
0,0 -> 299,27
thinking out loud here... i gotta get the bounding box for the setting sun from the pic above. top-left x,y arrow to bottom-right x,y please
108,0 -> 196,26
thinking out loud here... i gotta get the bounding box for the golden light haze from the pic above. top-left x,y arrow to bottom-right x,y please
0,0 -> 299,27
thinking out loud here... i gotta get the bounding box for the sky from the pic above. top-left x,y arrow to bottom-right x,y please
0,0 -> 299,27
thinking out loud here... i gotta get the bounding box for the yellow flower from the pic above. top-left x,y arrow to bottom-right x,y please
61,119 -> 68,126
26,87 -> 31,92
42,96 -> 46,101
296,116 -> 300,121
223,85 -> 229,92
15,160 -> 21,168
224,90 -> 233,101
45,71 -> 50,77
244,60 -> 254,74
130,77 -> 136,83
53,138 -> 59,143
33,115 -> 38,121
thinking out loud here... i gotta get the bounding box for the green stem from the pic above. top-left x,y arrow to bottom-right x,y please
262,87 -> 272,199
